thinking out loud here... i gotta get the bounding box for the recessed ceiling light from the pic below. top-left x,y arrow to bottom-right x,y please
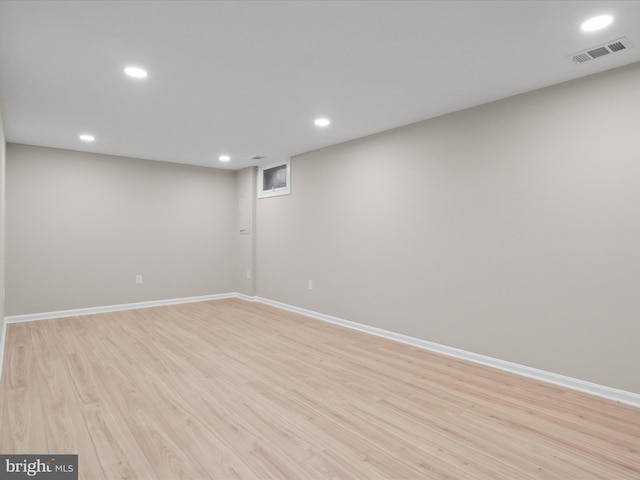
314,117 -> 331,127
79,133 -> 95,142
219,155 -> 231,162
124,66 -> 148,79
580,15 -> 614,32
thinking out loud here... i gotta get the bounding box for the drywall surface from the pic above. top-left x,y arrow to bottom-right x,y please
236,167 -> 256,296
6,144 -> 237,315
257,62 -> 640,394
0,107 -> 5,322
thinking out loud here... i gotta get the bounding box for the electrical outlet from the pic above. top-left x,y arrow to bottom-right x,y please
308,280 -> 313,290
136,275 -> 143,284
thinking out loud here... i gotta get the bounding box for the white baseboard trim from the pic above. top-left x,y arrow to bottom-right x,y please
2,292 -> 639,408
235,293 -> 256,302
0,293 -> 237,384
4,293 -> 237,324
251,296 -> 640,409
0,319 -> 7,386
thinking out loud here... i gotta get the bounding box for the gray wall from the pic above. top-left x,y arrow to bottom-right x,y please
256,62 -> 640,394
0,106 -> 5,323
6,144 -> 237,315
235,167 -> 256,296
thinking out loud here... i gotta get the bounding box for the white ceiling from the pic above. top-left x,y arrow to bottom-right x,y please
1,0 -> 639,170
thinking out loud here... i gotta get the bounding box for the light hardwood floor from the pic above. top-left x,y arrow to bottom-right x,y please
1,299 -> 639,479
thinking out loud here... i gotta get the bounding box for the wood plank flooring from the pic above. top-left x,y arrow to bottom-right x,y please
1,298 -> 639,479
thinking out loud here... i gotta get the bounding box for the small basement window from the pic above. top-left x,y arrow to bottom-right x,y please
258,158 -> 291,198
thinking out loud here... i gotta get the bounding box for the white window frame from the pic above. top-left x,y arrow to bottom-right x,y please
257,158 -> 291,198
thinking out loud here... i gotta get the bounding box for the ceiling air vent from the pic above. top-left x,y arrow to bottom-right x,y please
569,37 -> 633,64
250,155 -> 265,161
